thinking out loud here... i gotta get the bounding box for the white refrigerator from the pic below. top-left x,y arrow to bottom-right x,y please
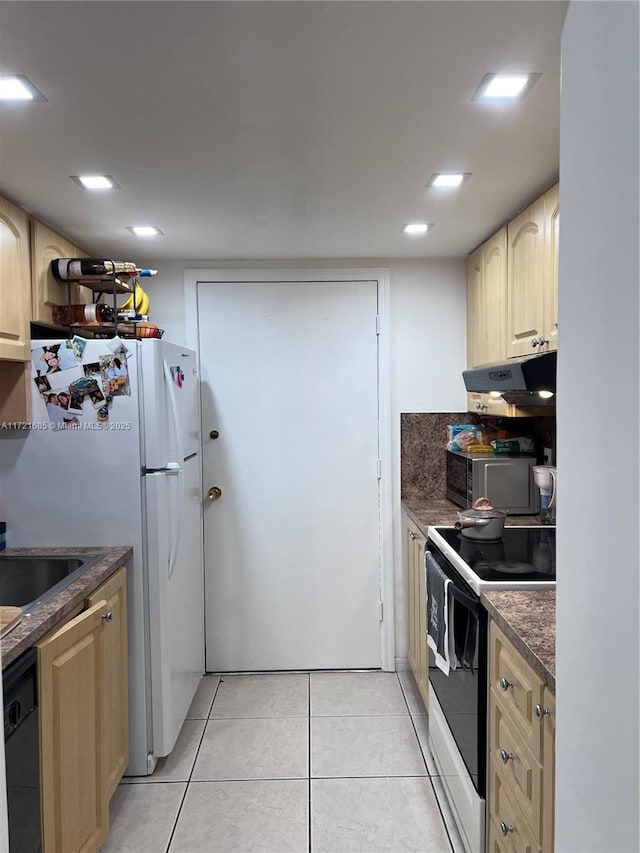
0,337 -> 204,776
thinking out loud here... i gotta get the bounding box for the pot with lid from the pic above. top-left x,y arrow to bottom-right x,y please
454,497 -> 507,540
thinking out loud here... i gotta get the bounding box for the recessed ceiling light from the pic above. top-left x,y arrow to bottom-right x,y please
402,222 -> 433,236
127,226 -> 163,237
473,73 -> 541,102
71,175 -> 119,190
0,75 -> 46,102
427,173 -> 471,188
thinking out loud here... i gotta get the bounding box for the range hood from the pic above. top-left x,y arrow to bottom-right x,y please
463,351 -> 556,406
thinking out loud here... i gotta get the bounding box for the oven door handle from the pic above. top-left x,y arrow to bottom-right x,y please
448,582 -> 481,613
426,549 -> 480,613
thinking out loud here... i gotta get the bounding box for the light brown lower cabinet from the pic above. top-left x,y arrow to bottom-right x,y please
86,568 -> 129,799
404,513 -> 429,709
37,566 -> 128,853
488,620 -> 555,853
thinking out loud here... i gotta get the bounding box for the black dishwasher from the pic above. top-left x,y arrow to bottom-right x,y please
4,648 -> 41,853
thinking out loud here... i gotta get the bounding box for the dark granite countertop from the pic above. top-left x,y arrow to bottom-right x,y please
401,497 -> 542,538
481,590 -> 556,693
0,546 -> 132,667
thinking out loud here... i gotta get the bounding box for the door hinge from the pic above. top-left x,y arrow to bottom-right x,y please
376,314 -> 381,335
376,458 -> 382,479
378,601 -> 384,622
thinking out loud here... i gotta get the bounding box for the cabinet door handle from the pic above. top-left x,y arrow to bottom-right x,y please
409,531 -> 417,541
500,821 -> 514,836
531,335 -> 550,348
499,677 -> 514,692
535,703 -> 551,720
102,611 -> 113,623
499,749 -> 514,764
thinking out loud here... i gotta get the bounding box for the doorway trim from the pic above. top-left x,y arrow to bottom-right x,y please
184,267 -> 394,671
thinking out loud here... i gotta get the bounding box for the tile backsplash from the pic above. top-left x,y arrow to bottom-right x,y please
400,412 -> 556,501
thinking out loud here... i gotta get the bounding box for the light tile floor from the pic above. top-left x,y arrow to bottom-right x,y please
102,670 -> 462,853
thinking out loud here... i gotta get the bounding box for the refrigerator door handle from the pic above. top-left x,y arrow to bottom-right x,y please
167,465 -> 184,581
163,360 -> 185,465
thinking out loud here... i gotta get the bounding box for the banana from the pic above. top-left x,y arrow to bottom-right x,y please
121,285 -> 142,310
120,285 -> 148,314
134,286 -> 146,313
139,290 -> 150,315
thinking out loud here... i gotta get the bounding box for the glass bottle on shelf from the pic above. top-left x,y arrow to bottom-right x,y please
51,258 -> 157,280
52,303 -> 115,326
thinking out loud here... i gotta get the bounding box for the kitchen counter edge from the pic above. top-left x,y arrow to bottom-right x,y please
481,589 -> 556,693
401,497 -> 542,539
0,546 -> 132,668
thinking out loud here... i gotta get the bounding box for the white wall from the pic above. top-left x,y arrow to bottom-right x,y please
557,3 -> 639,851
140,256 -> 468,664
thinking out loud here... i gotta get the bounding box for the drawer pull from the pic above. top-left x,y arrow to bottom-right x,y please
409,531 -> 417,541
535,703 -> 551,720
102,611 -> 113,623
499,749 -> 514,764
499,677 -> 514,692
499,821 -> 514,836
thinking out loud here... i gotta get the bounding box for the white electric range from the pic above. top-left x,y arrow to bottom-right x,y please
425,525 -> 556,853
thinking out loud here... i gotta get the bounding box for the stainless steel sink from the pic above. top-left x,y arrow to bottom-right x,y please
0,554 -> 101,613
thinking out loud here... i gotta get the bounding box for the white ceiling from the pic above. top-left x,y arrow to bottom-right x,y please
0,1 -> 562,261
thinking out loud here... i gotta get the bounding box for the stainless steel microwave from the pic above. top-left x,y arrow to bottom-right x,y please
446,449 -> 539,515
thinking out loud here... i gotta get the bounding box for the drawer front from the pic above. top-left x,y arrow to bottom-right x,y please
490,690 -> 543,840
489,757 -> 542,853
490,622 -> 545,759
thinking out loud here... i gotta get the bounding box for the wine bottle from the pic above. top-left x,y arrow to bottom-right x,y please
52,303 -> 115,325
51,258 -> 157,280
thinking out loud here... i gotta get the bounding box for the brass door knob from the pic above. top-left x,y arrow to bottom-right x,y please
208,486 -> 222,501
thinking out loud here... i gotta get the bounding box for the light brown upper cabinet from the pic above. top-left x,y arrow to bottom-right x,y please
506,196 -> 546,359
465,246 -> 482,369
466,184 -> 558,415
506,185 -> 559,359
0,197 -> 31,361
0,197 -> 32,424
31,219 -> 91,328
467,226 -> 507,368
467,227 -> 513,416
543,183 -> 559,352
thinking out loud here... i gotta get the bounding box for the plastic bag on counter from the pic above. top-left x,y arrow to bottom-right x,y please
446,424 -> 483,451
491,436 -> 535,455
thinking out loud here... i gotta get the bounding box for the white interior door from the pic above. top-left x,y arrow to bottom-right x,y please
198,279 -> 381,671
